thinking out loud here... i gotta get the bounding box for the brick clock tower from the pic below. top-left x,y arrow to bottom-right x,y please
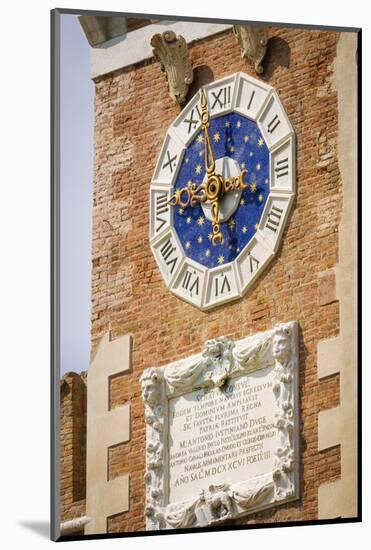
59,13 -> 359,537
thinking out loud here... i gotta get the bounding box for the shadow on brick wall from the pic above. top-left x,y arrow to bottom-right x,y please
262,36 -> 291,80
187,64 -> 215,100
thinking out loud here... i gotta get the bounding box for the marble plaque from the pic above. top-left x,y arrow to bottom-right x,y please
140,321 -> 300,530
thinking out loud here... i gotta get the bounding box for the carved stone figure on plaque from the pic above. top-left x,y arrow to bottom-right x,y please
272,325 -> 296,500
202,338 -> 234,388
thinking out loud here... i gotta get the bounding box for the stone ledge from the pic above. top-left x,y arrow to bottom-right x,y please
318,406 -> 341,451
317,336 -> 341,379
318,479 -> 342,519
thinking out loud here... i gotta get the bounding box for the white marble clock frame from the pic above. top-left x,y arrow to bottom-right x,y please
149,72 -> 296,310
140,321 -> 300,530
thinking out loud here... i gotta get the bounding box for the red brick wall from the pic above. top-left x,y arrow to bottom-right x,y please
60,372 -> 87,523
90,26 -> 341,532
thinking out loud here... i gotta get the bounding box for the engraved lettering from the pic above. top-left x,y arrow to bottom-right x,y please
163,150 -> 177,173
211,86 -> 231,110
275,158 -> 289,179
247,89 -> 255,110
248,253 -> 260,273
160,239 -> 178,274
267,114 -> 281,134
184,105 -> 201,134
266,205 -> 283,233
155,192 -> 168,232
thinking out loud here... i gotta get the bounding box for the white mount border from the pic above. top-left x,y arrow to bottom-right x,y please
140,321 -> 300,530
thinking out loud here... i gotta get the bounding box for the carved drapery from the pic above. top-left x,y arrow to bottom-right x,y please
233,25 -> 269,74
151,30 -> 194,106
141,321 -> 299,529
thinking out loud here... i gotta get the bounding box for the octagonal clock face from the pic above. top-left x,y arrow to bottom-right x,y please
149,72 -> 295,310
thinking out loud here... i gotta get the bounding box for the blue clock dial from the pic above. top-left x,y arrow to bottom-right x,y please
173,112 -> 269,269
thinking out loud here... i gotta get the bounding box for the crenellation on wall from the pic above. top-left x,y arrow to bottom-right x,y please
60,372 -> 87,526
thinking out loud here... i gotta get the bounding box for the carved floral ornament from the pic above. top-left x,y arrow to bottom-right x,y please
140,321 -> 299,530
233,25 -> 269,74
151,30 -> 194,106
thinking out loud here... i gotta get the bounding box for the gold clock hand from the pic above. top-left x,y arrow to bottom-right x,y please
222,169 -> 248,193
210,198 -> 223,246
200,87 -> 225,246
200,87 -> 216,177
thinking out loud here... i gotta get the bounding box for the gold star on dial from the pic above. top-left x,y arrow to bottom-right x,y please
196,134 -> 204,144
258,194 -> 264,202
205,249 -> 210,257
244,135 -> 249,143
218,255 -> 225,265
242,226 -> 247,233
256,163 -> 261,171
198,236 -> 203,244
186,216 -> 192,224
225,121 -> 231,128
228,219 -> 236,229
197,216 -> 204,226
195,164 -> 202,174
179,208 -> 184,215
185,241 -> 191,249
250,183 -> 257,192
214,132 -> 220,142
258,137 -> 264,147
236,120 -> 241,128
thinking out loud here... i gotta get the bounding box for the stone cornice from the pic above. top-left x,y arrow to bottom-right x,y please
86,19 -> 231,80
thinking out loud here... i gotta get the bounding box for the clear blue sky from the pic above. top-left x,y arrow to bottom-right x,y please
60,14 -> 94,375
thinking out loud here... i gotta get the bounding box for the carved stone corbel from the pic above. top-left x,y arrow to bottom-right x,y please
233,25 -> 269,74
151,30 -> 194,106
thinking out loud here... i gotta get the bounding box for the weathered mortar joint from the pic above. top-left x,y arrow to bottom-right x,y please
233,25 -> 269,74
316,130 -> 335,169
151,31 -> 194,105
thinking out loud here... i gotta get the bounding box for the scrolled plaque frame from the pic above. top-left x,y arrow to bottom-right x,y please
140,321 -> 300,530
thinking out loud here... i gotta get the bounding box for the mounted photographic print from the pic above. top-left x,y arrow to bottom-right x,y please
51,7 -> 361,541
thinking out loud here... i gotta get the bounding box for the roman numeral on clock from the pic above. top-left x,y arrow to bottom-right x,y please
182,269 -> 199,296
162,151 -> 177,173
160,239 -> 178,274
215,272 -> 231,297
275,158 -> 289,179
184,105 -> 201,134
266,205 -> 283,233
267,114 -> 281,134
248,253 -> 260,274
155,193 -> 168,233
211,86 -> 231,110
247,89 -> 256,111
